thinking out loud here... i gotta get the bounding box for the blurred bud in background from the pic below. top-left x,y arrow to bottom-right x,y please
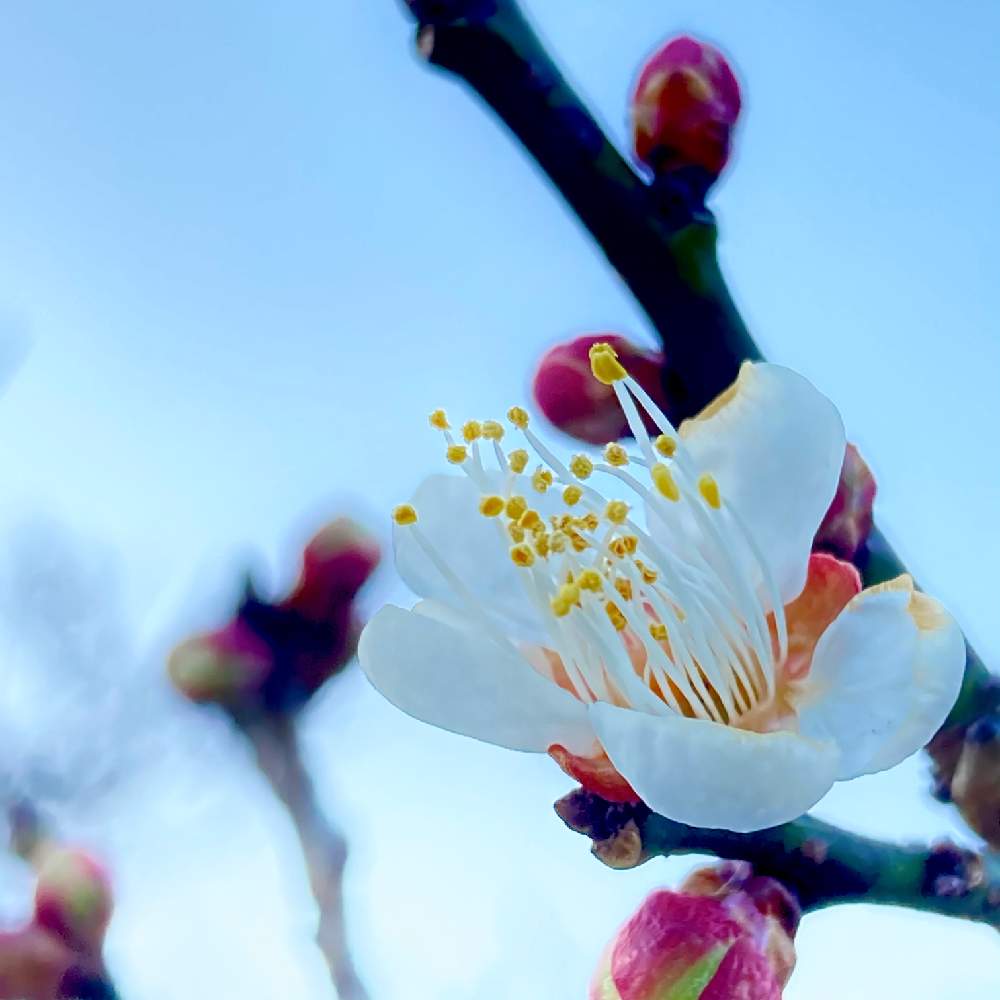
33,848 -> 113,956
590,861 -> 798,1000
168,517 -> 380,716
630,36 -> 741,185
532,334 -> 668,444
813,444 -> 877,561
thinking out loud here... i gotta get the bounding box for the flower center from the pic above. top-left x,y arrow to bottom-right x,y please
393,344 -> 788,727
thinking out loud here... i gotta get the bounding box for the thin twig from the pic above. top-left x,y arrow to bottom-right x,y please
245,716 -> 369,1000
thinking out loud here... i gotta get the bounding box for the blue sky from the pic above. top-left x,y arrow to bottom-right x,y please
0,2 -> 998,997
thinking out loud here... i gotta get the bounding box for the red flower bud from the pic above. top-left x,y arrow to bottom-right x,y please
167,618 -> 272,706
814,444 -> 877,561
0,925 -> 77,1000
532,334 -> 668,444
590,863 -> 798,1000
33,848 -> 113,955
284,518 -> 380,620
630,36 -> 741,179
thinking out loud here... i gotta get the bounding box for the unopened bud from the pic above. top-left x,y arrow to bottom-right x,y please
33,848 -> 113,954
532,334 -> 667,444
590,862 -> 797,1000
814,444 -> 877,560
630,35 -> 741,181
167,619 -> 272,705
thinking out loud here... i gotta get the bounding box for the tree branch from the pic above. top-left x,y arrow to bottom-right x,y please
397,0 -> 996,740
556,789 -> 1000,929
244,717 -> 369,1000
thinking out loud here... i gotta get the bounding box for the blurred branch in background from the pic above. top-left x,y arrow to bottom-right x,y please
395,0 -> 999,851
168,518 -> 379,999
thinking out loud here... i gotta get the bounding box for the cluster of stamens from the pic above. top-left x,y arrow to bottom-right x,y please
393,344 -> 788,727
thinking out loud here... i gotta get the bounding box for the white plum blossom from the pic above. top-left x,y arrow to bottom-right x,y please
360,347 -> 965,832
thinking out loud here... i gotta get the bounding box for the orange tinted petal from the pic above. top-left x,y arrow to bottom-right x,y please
549,743 -> 640,803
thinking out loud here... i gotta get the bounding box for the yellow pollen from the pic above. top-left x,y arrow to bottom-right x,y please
550,582 -> 581,617
614,577 -> 633,602
519,509 -> 541,531
698,473 -> 722,509
580,512 -> 600,532
508,449 -> 529,474
636,560 -> 658,584
479,495 -> 505,517
509,543 -> 536,568
505,495 -> 528,520
654,434 -> 677,457
609,538 -> 628,558
570,454 -> 594,479
429,409 -> 449,430
462,420 -> 482,442
605,601 -> 628,631
507,406 -> 530,429
563,485 -> 583,506
651,462 -> 680,501
589,342 -> 628,385
446,444 -> 468,464
550,532 -> 567,553
532,467 -> 554,493
623,535 -> 638,555
534,535 -> 550,558
482,420 -> 504,441
392,504 -> 418,526
568,531 -> 589,553
605,500 -> 630,525
649,623 -> 669,642
508,522 -> 526,543
604,443 -> 629,467
578,569 -> 602,592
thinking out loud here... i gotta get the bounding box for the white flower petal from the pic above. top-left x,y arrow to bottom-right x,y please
797,576 -> 965,779
679,363 -> 846,604
588,702 -> 840,832
358,602 -> 594,754
394,473 -> 554,636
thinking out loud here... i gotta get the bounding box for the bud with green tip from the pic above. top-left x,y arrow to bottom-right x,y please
33,848 -> 113,955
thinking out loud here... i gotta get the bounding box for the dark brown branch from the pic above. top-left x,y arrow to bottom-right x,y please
245,718 -> 369,1000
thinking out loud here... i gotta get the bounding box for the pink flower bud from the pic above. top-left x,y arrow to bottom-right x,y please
630,36 -> 741,178
167,618 -> 272,706
814,444 -> 877,561
532,334 -> 667,444
590,863 -> 798,1000
284,518 -> 381,620
33,848 -> 113,955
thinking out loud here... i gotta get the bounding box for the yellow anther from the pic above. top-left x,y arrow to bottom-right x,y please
609,538 -> 628,558
507,406 -> 530,429
531,467 -> 554,493
605,500 -> 630,525
589,342 -> 628,385
698,473 -> 722,510
651,462 -> 681,502
505,495 -> 528,521
654,434 -> 677,457
563,484 -> 583,507
509,543 -> 536,568
550,531 -> 567,553
614,577 -> 633,602
623,535 -> 638,555
392,504 -> 418,526
519,509 -> 541,531
429,409 -> 449,430
570,454 -> 594,480
578,570 -> 602,592
604,443 -> 629,467
508,522 -> 526,543
530,520 -> 547,539
534,534 -> 550,559
462,420 -> 483,442
553,514 -> 573,531
675,607 -> 687,622
580,512 -> 600,532
550,582 -> 581,618
446,444 -> 468,465
479,495 -> 505,518
636,560 -> 658,584
649,622 -> 669,642
482,420 -> 505,441
605,601 -> 628,631
508,449 -> 529,474
569,531 -> 589,553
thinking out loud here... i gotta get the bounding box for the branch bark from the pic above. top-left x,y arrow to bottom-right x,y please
245,718 -> 369,1000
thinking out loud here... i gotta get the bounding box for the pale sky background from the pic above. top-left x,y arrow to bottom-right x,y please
0,1 -> 998,997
